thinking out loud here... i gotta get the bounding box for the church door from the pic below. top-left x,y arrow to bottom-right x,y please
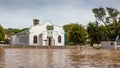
48,37 -> 52,46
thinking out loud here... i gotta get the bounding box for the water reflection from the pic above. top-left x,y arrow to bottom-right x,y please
28,49 -> 48,68
5,49 -> 30,68
0,48 -> 5,68
47,49 -> 53,68
2,48 -> 120,68
68,49 -> 85,68
68,49 -> 120,68
89,50 -> 120,68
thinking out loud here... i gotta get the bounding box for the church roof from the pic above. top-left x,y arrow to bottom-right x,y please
16,28 -> 29,35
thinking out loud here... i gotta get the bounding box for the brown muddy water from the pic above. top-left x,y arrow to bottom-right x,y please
0,48 -> 120,68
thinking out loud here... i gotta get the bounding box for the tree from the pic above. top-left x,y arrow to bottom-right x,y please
0,25 -> 5,42
5,28 -> 21,38
33,19 -> 39,25
92,7 -> 120,41
69,24 -> 88,44
63,23 -> 76,44
87,21 -> 106,46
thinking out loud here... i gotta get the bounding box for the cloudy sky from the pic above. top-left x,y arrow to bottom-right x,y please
0,0 -> 120,29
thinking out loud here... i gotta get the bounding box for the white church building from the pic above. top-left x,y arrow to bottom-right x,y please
11,19 -> 65,46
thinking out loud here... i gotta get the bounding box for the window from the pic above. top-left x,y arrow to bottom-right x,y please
58,35 -> 61,43
33,35 -> 37,43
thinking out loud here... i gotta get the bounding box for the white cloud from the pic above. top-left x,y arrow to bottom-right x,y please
0,0 -> 119,28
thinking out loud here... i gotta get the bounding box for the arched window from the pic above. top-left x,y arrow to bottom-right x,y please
33,35 -> 37,43
58,35 -> 61,43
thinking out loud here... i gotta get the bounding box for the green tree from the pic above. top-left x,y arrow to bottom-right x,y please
63,23 -> 76,44
33,19 -> 39,25
87,21 -> 106,46
69,24 -> 88,44
5,28 -> 21,38
0,25 -> 5,42
92,7 -> 120,41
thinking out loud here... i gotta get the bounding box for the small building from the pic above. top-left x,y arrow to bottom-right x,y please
101,37 -> 120,49
11,19 -> 65,46
101,41 -> 117,49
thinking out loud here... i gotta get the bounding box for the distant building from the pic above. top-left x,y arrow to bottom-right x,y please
11,19 -> 65,46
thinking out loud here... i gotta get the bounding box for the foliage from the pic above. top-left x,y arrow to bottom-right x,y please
0,25 -> 5,42
5,28 -> 21,37
107,22 -> 120,39
5,28 -> 29,38
63,23 -> 76,44
92,7 -> 120,41
46,25 -> 54,30
87,21 -> 106,46
33,19 -> 39,25
63,23 -> 88,45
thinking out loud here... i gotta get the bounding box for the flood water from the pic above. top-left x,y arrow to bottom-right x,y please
0,48 -> 120,68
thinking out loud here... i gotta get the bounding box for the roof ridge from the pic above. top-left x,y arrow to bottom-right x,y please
16,28 -> 29,35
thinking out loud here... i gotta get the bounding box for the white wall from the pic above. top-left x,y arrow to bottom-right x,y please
11,35 -> 18,45
42,31 -> 47,46
29,24 -> 46,45
17,34 -> 29,45
101,41 -> 116,49
11,34 -> 29,45
53,26 -> 65,46
53,31 -> 64,46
